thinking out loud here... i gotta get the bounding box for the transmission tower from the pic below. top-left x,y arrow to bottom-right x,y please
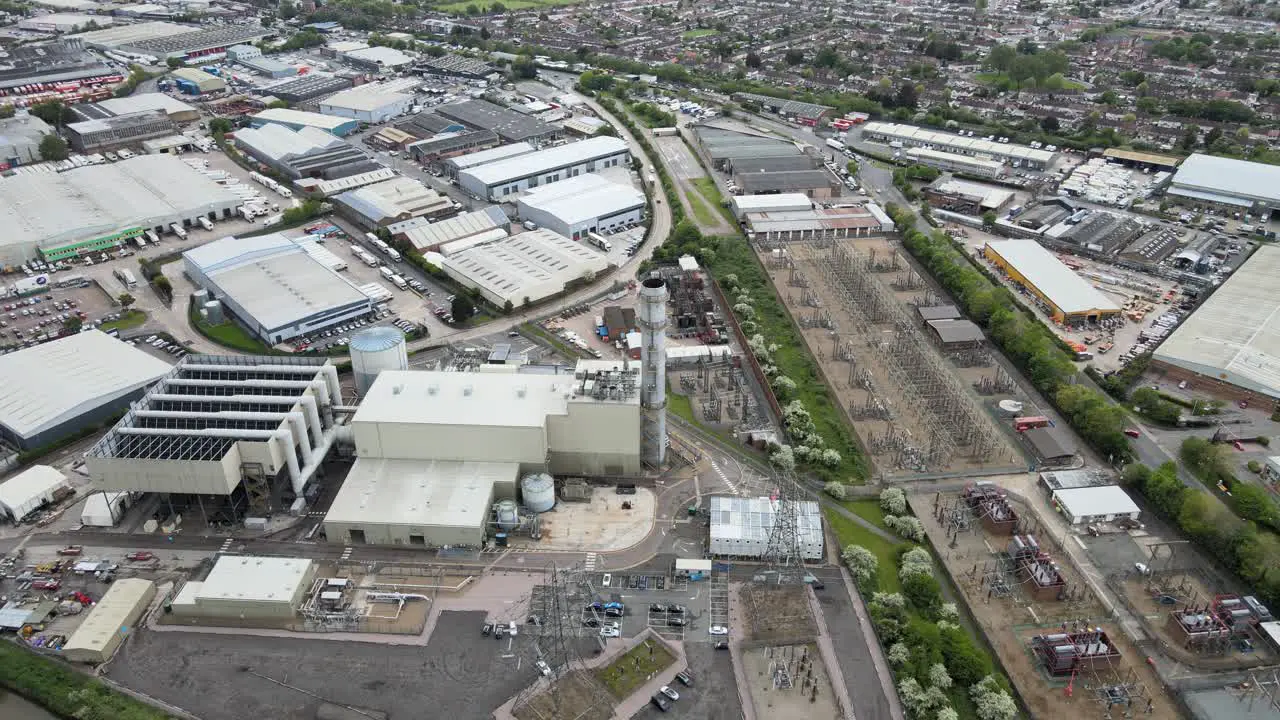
761,471 -> 807,585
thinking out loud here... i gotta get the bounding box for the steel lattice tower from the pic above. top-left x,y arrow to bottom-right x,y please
762,472 -> 806,584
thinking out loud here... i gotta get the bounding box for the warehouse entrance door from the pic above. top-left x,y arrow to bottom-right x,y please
349,529 -> 366,544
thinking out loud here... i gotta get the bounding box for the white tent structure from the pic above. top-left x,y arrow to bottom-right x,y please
0,465 -> 68,522
80,491 -> 130,527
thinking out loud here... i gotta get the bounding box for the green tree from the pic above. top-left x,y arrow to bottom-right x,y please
63,315 -> 82,334
981,210 -> 997,228
278,0 -> 298,20
208,117 -> 233,135
784,49 -> 804,65
39,134 -> 68,161
1040,115 -> 1060,133
0,104 -> 13,119
745,51 -> 762,69
117,292 -> 135,309
166,57 -> 184,69
511,56 -> 538,79
29,100 -> 75,127
489,0 -> 506,12
502,299 -> 513,314
451,294 -> 476,322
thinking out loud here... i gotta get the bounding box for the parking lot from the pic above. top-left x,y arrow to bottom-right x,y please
590,569 -> 714,643
631,643 -> 741,720
108,610 -> 536,720
0,281 -> 120,353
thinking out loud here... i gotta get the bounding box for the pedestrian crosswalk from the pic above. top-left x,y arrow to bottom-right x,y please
583,553 -> 598,571
340,546 -> 353,562
709,459 -> 739,495
218,538 -> 234,553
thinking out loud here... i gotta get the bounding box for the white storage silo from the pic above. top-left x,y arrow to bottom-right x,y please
521,473 -> 556,513
350,326 -> 408,396
202,300 -> 224,324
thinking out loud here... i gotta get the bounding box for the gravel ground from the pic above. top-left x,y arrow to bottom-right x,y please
814,585 -> 895,720
107,611 -> 533,720
631,642 -> 741,720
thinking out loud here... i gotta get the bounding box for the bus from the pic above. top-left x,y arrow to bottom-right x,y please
114,268 -> 138,289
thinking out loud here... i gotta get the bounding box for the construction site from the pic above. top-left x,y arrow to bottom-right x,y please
758,237 -> 1025,477
910,484 -> 1180,719
1112,543 -> 1279,669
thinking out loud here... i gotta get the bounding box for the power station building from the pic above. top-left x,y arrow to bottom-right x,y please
325,359 -> 643,546
85,355 -> 343,520
171,555 -> 316,620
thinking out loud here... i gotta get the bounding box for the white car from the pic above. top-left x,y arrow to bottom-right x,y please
660,686 -> 679,701
535,659 -> 551,677
709,626 -> 729,636
599,622 -> 621,638
602,573 -> 612,587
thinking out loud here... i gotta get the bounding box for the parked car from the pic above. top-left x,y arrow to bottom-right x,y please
667,617 -> 687,627
651,693 -> 671,712
709,625 -> 729,635
125,551 -> 155,561
676,671 -> 693,687
535,659 -> 551,676
660,686 -> 679,701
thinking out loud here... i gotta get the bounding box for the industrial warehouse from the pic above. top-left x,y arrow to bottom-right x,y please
457,136 -> 631,201
741,203 -> 893,242
433,99 -> 562,146
708,495 -> 824,560
983,240 -> 1121,324
73,21 -> 273,63
250,107 -> 359,137
1153,245 -> 1280,400
0,330 -> 171,450
0,154 -> 242,265
171,556 -> 316,620
85,355 -> 341,520
1165,154 -> 1280,217
862,122 -> 1057,170
318,84 -> 414,124
231,124 -> 377,181
333,176 -> 456,229
395,205 -> 509,252
434,228 -> 610,307
516,173 -> 645,240
183,233 -> 374,344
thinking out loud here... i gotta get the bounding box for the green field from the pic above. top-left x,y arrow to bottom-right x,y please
0,641 -> 170,720
434,0 -> 580,13
974,71 -> 1086,91
681,28 -> 718,40
684,187 -> 720,226
190,304 -> 270,353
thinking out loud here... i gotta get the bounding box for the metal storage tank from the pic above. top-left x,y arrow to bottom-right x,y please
202,300 -> 224,324
350,326 -> 408,396
521,472 -> 556,513
494,499 -> 520,532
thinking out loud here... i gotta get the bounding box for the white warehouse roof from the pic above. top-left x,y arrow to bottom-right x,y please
985,240 -> 1120,315
356,370 -> 574,428
321,86 -> 412,112
731,193 -> 813,215
0,465 -> 67,521
324,457 -> 515,530
1052,485 -> 1140,519
461,136 -> 628,186
184,233 -> 369,334
709,495 -> 824,561
398,205 -> 508,251
198,556 -> 314,604
0,154 -> 241,257
253,107 -> 354,133
440,228 -> 609,307
446,142 -> 535,171
1154,245 -> 1280,398
517,173 -> 644,227
92,92 -> 196,120
1169,154 -> 1280,207
0,330 -> 171,441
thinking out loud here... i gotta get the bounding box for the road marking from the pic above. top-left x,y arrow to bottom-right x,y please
340,546 -> 353,562
584,553 -> 598,571
218,538 -> 233,553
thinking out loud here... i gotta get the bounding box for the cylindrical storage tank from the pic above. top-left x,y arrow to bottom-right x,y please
997,399 -> 1024,416
192,288 -> 209,305
202,300 -> 223,324
494,499 -> 520,532
350,326 -> 408,396
521,473 -> 556,513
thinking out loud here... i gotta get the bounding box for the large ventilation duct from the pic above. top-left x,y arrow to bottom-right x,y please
116,426 -> 302,491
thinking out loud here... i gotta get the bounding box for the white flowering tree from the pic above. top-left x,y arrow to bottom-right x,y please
880,487 -> 908,515
824,481 -> 847,500
971,676 -> 1017,720
820,448 -> 842,467
772,374 -> 797,397
937,708 -> 959,720
770,444 -> 796,472
887,642 -> 910,666
841,544 -> 878,589
885,514 -> 926,542
899,547 -> 934,580
928,662 -> 952,690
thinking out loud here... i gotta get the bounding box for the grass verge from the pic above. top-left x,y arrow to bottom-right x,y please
0,641 -> 170,719
681,28 -> 718,40
690,177 -> 735,226
101,309 -> 146,333
824,507 -> 903,593
840,498 -> 889,528
189,303 -> 271,354
594,639 -> 675,698
708,235 -> 868,482
684,187 -> 720,226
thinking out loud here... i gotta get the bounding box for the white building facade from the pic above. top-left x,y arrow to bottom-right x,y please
516,173 -> 645,240
457,137 -> 630,201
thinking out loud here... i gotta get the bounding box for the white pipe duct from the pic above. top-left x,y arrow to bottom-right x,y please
131,409 -> 314,470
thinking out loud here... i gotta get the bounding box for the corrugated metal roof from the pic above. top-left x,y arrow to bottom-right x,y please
400,205 -> 508,250
0,331 -> 170,440
1053,485 -> 1138,518
517,173 -> 644,226
461,136 -> 628,186
324,457 -> 513,529
1171,154 -> 1280,205
985,240 -> 1121,315
445,141 -> 535,171
63,579 -> 154,657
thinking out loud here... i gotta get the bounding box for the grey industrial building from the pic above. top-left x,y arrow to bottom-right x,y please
434,99 -> 561,146
517,173 -> 644,240
232,124 -> 378,180
261,74 -> 353,103
184,233 -> 374,344
731,92 -> 833,123
416,54 -> 495,80
65,109 -> 175,153
0,331 -> 171,451
407,129 -> 500,163
73,92 -> 200,124
0,115 -> 54,166
457,136 -> 630,201
696,126 -> 810,172
1166,154 -> 1280,218
74,22 -> 273,62
86,354 -> 343,520
737,170 -> 838,199
0,37 -> 118,96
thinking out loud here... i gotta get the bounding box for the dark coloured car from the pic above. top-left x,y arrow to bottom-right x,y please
482,623 -> 492,636
582,618 -> 600,627
605,607 -> 624,617
651,693 -> 671,712
714,640 -> 729,650
649,603 -> 666,613
667,604 -> 685,614
676,671 -> 693,687
667,617 -> 687,627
